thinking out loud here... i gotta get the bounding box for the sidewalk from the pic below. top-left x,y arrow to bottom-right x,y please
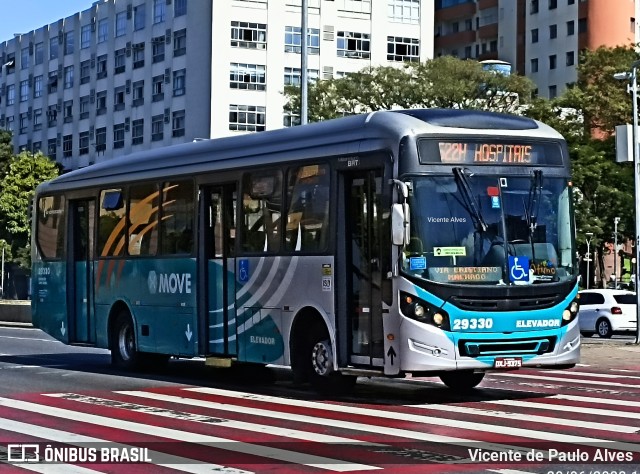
0,300 -> 31,324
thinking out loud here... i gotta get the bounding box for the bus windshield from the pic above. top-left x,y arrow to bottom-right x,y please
402,172 -> 575,285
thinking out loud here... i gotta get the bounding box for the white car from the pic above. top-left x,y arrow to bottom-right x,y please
578,289 -> 638,338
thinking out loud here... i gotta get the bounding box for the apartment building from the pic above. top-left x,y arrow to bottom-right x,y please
435,0 -> 639,99
0,0 -> 434,170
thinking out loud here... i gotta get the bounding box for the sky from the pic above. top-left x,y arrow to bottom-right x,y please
0,0 -> 94,42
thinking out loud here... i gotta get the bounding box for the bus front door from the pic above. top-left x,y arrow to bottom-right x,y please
68,199 -> 96,344
344,170 -> 385,367
200,185 -> 237,357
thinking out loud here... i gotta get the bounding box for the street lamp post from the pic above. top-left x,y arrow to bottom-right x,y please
585,232 -> 593,290
614,60 -> 640,344
614,216 -> 620,289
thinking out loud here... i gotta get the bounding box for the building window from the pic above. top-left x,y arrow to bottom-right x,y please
567,20 -> 575,35
97,54 -> 108,79
285,26 -> 320,54
19,112 -> 29,134
63,134 -> 73,158
283,67 -> 319,86
115,48 -> 126,74
174,0 -> 187,16
549,24 -> 557,39
337,31 -> 370,59
115,11 -> 127,37
81,24 -> 92,48
33,109 -> 42,130
113,123 -> 125,149
530,58 -> 538,73
174,29 -> 186,56
80,60 -> 91,84
64,100 -> 73,122
5,116 -> 14,132
133,43 -> 145,68
152,74 -> 164,101
152,37 -> 165,63
549,0 -> 557,8
132,80 -> 144,106
387,36 -> 419,62
549,85 -> 557,98
48,138 -> 57,161
64,65 -> 74,89
79,131 -> 90,155
95,127 -> 107,152
173,69 -> 186,96
388,0 -> 420,24
47,105 -> 57,127
96,90 -> 107,115
35,42 -> 44,64
6,84 -> 15,106
152,114 -> 164,141
549,54 -> 557,69
172,110 -> 185,137
132,119 -> 144,145
531,28 -> 538,43
153,0 -> 165,23
21,47 -> 29,70
80,95 -> 90,119
134,4 -> 146,30
230,63 -> 265,91
19,80 -> 29,102
229,104 -> 266,132
34,75 -> 43,98
114,86 -> 126,110
64,30 -> 74,55
49,37 -> 58,59
283,112 -> 300,127
531,0 -> 539,14
231,21 -> 267,50
98,18 -> 108,42
566,51 -> 575,66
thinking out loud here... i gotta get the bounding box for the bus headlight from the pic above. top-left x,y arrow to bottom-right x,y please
400,292 -> 450,330
561,297 -> 579,326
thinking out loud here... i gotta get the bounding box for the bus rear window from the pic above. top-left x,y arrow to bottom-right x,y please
36,195 -> 66,259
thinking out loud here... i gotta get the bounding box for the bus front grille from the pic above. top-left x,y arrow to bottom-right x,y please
450,294 -> 559,311
458,336 -> 557,357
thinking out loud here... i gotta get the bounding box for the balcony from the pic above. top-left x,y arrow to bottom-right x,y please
435,2 -> 476,22
477,23 -> 498,40
435,30 -> 476,50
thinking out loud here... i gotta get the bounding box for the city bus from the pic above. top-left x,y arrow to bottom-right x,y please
31,109 -> 580,392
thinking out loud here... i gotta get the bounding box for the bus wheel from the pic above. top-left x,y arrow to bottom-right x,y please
111,311 -> 140,370
439,371 -> 485,391
306,332 -> 356,393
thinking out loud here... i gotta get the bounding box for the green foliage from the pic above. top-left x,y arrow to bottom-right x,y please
0,151 -> 59,268
284,57 -> 535,121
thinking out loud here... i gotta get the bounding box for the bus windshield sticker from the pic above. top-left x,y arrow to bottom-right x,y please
409,257 -> 427,271
508,256 -> 530,283
433,247 -> 466,257
428,266 -> 502,283
491,196 -> 500,209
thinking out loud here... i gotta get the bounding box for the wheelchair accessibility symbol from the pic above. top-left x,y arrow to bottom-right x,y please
508,256 -> 530,282
238,259 -> 249,282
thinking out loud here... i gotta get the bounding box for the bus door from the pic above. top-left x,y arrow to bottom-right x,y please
68,199 -> 96,344
199,185 -> 237,356
343,170 -> 385,367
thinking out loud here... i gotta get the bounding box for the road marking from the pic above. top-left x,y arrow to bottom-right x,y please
479,398 -> 640,420
0,396 -> 378,472
552,393 -> 640,408
543,369 -> 640,380
490,372 -> 640,388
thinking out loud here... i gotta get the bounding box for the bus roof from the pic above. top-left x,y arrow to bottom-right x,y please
37,108 -> 564,194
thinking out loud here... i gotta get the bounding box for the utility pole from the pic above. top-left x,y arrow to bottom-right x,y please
614,216 -> 620,289
300,0 -> 308,125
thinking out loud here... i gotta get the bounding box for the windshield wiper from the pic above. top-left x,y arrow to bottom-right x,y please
522,169 -> 543,263
453,167 -> 488,233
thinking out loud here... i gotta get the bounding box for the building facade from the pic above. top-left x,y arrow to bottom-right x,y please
0,0 -> 434,170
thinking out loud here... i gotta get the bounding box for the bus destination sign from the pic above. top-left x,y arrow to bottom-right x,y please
418,139 -> 564,166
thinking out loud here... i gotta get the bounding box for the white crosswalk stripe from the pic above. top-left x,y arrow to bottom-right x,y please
0,364 -> 637,472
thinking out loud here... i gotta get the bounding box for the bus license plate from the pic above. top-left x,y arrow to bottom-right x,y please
494,357 -> 522,369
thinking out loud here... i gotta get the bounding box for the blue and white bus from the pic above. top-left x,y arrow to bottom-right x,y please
31,109 -> 580,391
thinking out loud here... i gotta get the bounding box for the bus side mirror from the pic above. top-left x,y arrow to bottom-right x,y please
392,203 -> 410,246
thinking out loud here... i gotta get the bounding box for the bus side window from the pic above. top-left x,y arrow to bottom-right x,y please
36,195 -> 66,259
241,171 -> 282,253
285,164 -> 330,252
128,183 -> 159,256
160,180 -> 195,255
98,189 -> 126,257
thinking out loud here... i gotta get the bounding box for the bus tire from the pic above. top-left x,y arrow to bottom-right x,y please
439,370 -> 485,391
111,311 -> 141,370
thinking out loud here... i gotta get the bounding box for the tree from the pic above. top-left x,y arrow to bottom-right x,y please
284,56 -> 536,121
0,151 -> 59,268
